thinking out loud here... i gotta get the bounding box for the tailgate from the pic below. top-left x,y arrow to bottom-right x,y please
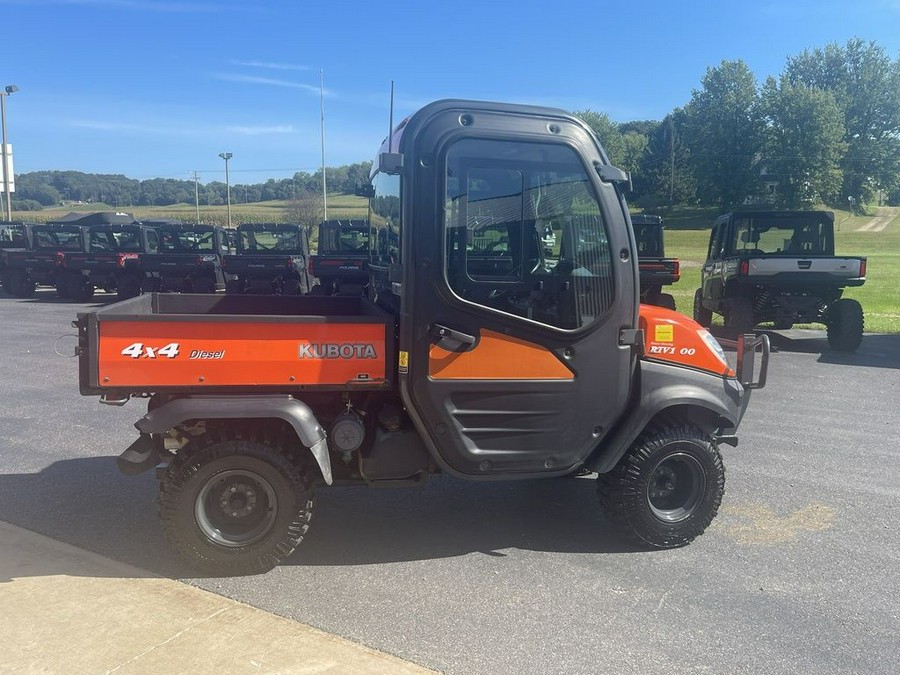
77,294 -> 394,394
747,256 -> 865,278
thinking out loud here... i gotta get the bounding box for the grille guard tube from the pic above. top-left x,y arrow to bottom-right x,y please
732,334 -> 770,389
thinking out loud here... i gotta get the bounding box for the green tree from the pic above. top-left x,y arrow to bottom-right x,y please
283,189 -> 324,232
761,76 -> 846,207
573,110 -> 626,166
640,111 -> 696,208
784,39 -> 900,203
683,60 -> 765,207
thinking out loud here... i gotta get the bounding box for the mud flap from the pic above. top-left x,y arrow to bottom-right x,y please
116,434 -> 160,476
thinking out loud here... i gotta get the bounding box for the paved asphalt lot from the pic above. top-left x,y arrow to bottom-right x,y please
1,290 -> 898,674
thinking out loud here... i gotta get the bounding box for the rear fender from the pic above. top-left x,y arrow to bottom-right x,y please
586,360 -> 746,474
135,395 -> 332,484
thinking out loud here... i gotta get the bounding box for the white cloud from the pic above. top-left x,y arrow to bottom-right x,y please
225,124 -> 295,136
211,73 -> 324,95
68,118 -> 296,137
230,60 -> 310,72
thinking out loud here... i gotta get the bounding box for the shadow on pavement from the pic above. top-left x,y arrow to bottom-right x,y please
0,288 -> 114,306
709,326 -> 900,370
0,458 -> 640,580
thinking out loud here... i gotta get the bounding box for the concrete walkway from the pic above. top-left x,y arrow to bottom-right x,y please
0,521 -> 437,674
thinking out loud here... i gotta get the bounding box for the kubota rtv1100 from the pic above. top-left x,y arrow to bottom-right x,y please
76,100 -> 768,575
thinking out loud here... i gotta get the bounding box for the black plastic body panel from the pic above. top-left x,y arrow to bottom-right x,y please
393,100 -> 639,479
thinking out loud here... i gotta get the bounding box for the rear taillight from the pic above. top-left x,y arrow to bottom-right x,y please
55,252 -> 66,268
286,258 -> 295,269
859,259 -> 867,278
117,253 -> 139,268
672,259 -> 680,280
308,258 -> 315,275
739,259 -> 750,276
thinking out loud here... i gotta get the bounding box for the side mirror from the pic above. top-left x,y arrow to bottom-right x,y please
378,152 -> 404,175
354,182 -> 375,199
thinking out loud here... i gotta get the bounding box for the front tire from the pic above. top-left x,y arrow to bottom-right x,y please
158,437 -> 314,575
826,298 -> 864,352
598,425 -> 725,548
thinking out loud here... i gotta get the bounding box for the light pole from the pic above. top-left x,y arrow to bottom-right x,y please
1,84 -> 18,221
219,152 -> 232,228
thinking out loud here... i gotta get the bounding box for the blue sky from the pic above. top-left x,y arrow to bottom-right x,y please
2,0 -> 899,186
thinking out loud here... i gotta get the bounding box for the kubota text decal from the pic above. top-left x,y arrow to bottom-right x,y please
298,343 -> 377,359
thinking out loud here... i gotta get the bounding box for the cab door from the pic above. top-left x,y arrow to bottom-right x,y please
703,220 -> 733,311
398,104 -> 637,478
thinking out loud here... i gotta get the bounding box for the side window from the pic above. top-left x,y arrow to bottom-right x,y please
145,229 -> 159,253
444,138 -> 614,331
707,225 -> 720,260
368,171 -> 400,266
732,217 -> 757,253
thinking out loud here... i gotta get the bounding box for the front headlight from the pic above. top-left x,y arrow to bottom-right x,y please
698,329 -> 729,369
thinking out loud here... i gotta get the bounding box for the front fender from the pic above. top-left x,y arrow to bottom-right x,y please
136,395 -> 332,484
587,360 -> 747,474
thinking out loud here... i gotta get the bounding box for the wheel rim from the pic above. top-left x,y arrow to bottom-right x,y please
647,452 -> 706,522
195,469 -> 278,548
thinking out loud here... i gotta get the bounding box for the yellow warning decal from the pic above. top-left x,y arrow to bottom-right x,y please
654,324 -> 674,343
398,350 -> 409,374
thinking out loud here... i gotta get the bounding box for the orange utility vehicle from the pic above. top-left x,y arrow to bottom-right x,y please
76,100 -> 769,575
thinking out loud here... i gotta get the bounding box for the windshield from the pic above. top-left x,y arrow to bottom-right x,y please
319,221 -> 369,254
159,228 -> 216,253
89,228 -> 143,253
33,227 -> 83,251
731,214 -> 833,255
239,228 -> 305,254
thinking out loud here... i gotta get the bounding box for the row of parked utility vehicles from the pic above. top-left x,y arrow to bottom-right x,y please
0,214 -> 370,301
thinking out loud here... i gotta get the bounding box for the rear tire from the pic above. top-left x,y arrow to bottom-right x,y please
192,276 -> 217,294
724,296 -> 754,334
158,436 -> 315,576
7,269 -> 36,298
826,298 -> 864,352
116,275 -> 142,301
66,274 -> 94,302
598,424 -> 725,548
693,289 -> 712,327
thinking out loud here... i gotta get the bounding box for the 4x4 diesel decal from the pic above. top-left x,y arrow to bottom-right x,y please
120,342 -> 180,359
298,343 -> 377,359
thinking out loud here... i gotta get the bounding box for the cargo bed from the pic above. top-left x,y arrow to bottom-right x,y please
76,294 -> 395,396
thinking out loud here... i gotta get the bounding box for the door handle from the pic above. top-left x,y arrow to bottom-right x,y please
429,324 -> 477,352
